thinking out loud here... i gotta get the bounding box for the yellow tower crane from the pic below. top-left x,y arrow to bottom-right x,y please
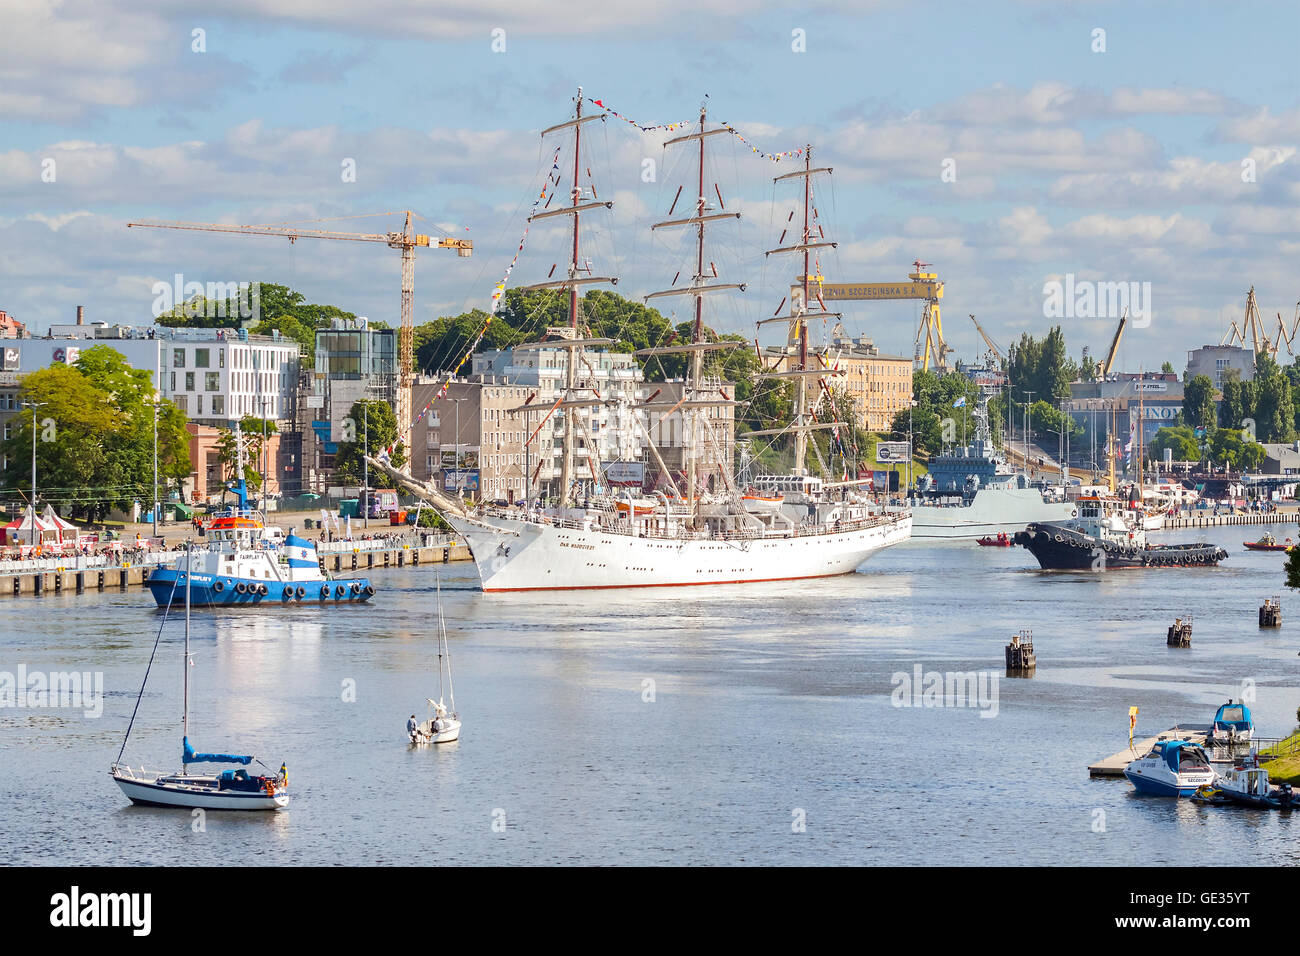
790,260 -> 949,370
127,212 -> 473,464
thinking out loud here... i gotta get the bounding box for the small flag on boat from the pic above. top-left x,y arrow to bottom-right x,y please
1129,706 -> 1139,746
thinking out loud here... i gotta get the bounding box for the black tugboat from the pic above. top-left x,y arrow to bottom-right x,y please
1013,495 -> 1228,570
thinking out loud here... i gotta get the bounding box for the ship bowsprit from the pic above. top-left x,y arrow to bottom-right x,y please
1012,522 -> 1228,571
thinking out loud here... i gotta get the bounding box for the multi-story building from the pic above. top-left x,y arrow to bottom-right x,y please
0,310 -> 27,338
1186,344 -> 1254,388
471,332 -> 647,497
408,377 -> 533,503
0,316 -> 302,495
305,318 -> 396,485
766,331 -> 913,432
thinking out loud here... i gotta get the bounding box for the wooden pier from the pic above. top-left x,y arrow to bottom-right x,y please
1088,725 -> 1212,777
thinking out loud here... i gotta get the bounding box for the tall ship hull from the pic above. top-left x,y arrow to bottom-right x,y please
908,488 -> 1073,539
447,510 -> 912,592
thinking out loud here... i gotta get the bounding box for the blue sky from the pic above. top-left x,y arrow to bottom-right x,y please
4,0 -> 1300,372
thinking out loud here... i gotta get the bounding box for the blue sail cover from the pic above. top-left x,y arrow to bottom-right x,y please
183,735 -> 253,765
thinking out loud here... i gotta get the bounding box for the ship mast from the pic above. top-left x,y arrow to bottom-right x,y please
758,145 -> 843,476
641,101 -> 746,515
517,87 -> 618,506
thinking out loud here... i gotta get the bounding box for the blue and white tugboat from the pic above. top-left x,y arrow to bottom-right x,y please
146,471 -> 373,608
1124,740 -> 1217,797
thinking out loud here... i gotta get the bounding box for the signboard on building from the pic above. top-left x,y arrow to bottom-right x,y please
602,461 -> 645,486
2,347 -> 18,370
876,441 -> 912,463
51,346 -> 80,364
443,470 -> 479,492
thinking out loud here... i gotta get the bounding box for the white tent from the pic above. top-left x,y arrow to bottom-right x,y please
41,505 -> 81,545
3,506 -> 55,547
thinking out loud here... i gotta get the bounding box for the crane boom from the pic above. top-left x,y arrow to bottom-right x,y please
968,313 -> 1004,360
1099,310 -> 1127,378
127,212 -> 472,470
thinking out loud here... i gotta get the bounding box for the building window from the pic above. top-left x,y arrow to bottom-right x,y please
195,348 -> 210,368
185,372 -> 195,391
170,371 -> 176,391
197,394 -> 204,416
206,372 -> 220,391
212,395 -> 225,416
219,349 -> 225,368
173,348 -> 185,368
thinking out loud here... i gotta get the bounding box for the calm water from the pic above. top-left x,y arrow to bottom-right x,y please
4,524 -> 1300,866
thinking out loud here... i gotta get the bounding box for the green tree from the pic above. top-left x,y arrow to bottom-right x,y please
1,347 -> 191,521
215,416 -> 278,495
333,399 -> 407,483
1207,427 -> 1266,471
1182,374 -> 1216,432
1253,351 -> 1295,443
1148,425 -> 1201,463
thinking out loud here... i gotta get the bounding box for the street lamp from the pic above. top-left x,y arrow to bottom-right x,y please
152,398 -> 159,538
1023,390 -> 1035,475
362,402 -> 368,530
447,397 -> 469,500
22,400 -> 46,548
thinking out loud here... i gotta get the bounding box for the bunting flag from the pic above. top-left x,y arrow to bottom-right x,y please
585,96 -> 808,162
383,146 -> 564,461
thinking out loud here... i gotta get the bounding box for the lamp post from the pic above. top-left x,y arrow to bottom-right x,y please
362,402 -> 368,530
23,401 -> 46,547
152,398 -> 158,537
448,397 -> 469,500
1023,390 -> 1035,476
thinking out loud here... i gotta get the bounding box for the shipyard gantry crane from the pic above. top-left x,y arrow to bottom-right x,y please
1220,286 -> 1281,359
790,260 -> 949,371
127,212 -> 473,463
1096,309 -> 1127,379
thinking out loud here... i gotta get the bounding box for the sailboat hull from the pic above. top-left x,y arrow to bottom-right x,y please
112,773 -> 289,811
447,512 -> 912,591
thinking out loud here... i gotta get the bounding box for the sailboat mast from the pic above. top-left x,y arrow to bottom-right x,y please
687,104 -> 708,509
559,90 -> 583,507
183,540 -> 190,744
436,573 -> 445,704
795,146 -> 813,476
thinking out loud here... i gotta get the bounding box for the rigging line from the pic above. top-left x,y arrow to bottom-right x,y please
422,145 -> 560,375
115,572 -> 182,765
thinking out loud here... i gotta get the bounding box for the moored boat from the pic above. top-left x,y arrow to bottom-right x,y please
976,532 -> 1012,547
1206,699 -> 1254,745
1013,496 -> 1227,570
112,543 -> 289,811
1124,740 -> 1216,797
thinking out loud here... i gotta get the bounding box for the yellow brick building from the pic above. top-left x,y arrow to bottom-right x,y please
769,333 -> 912,432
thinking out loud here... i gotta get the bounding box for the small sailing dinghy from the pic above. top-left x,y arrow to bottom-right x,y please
111,543 -> 289,810
410,574 -> 461,745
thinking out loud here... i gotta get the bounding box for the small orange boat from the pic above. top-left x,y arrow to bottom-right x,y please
1243,534 -> 1293,552
976,533 -> 1013,547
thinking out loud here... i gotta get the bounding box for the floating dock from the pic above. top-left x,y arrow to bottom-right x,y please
1088,724 -> 1212,777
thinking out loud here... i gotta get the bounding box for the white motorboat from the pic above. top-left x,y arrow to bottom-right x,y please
1123,740 -> 1216,797
411,574 -> 461,745
111,543 -> 289,811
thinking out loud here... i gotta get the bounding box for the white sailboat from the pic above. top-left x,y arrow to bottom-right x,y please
367,90 -> 911,591
410,574 -> 461,744
111,543 -> 289,810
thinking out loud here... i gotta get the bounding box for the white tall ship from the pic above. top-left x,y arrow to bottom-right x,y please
373,91 -> 910,591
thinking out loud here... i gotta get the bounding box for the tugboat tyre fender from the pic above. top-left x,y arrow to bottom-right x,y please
295,585 -> 305,598
320,585 -> 330,600
235,582 -> 247,594
214,580 -> 225,593
258,583 -> 268,596
363,584 -> 374,596
281,589 -> 292,602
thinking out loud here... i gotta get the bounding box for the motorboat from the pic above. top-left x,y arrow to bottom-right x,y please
1123,740 -> 1216,797
1206,700 -> 1254,745
1243,533 -> 1293,552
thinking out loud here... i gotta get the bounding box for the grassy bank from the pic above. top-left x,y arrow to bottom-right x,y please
1257,731 -> 1300,784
